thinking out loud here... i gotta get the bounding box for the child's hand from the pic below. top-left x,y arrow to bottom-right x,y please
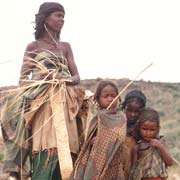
149,139 -> 163,149
149,138 -> 173,166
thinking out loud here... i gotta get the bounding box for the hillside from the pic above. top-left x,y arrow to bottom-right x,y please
0,78 -> 180,178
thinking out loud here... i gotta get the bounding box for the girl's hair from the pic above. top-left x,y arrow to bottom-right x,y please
34,2 -> 65,40
135,107 -> 160,140
94,80 -> 119,104
122,89 -> 146,109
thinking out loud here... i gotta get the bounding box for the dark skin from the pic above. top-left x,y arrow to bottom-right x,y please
98,85 -> 119,110
132,120 -> 173,167
19,11 -> 80,86
125,101 -> 143,124
125,101 -> 144,137
0,10 -> 80,180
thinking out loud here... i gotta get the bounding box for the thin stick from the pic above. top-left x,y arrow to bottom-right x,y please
107,63 -> 153,110
173,157 -> 180,168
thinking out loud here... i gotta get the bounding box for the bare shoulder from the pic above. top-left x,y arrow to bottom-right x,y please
25,41 -> 39,52
24,41 -> 40,58
60,41 -> 74,60
61,41 -> 71,48
60,41 -> 72,52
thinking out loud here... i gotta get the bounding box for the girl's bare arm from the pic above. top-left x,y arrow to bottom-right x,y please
131,145 -> 138,165
149,139 -> 173,166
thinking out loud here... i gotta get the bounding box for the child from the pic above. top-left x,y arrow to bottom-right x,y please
122,89 -> 146,137
129,108 -> 173,180
71,80 -> 128,180
122,90 -> 147,178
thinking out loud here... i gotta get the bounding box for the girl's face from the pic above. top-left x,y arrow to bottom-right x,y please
99,85 -> 118,109
125,101 -> 143,123
46,11 -> 64,32
139,120 -> 158,142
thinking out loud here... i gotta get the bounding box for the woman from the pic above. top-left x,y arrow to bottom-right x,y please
1,2 -> 86,180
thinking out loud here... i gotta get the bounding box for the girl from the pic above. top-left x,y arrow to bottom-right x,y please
71,80 -> 128,180
1,2 -> 86,180
122,90 -> 147,179
129,108 -> 173,180
123,89 -> 146,137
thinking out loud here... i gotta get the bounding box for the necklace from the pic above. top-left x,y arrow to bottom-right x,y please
44,24 -> 64,57
42,38 -> 57,46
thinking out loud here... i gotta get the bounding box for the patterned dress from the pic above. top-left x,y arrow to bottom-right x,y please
71,109 -> 129,180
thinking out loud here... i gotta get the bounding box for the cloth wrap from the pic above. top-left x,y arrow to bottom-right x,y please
1,51 -> 86,180
71,109 -> 129,180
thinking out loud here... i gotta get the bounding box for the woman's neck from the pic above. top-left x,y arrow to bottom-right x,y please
43,32 -> 59,41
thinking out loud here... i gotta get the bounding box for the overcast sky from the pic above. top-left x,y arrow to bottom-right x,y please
0,0 -> 180,86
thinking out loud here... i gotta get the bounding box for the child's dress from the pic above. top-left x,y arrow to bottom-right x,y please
71,109 -> 128,180
128,138 -> 168,180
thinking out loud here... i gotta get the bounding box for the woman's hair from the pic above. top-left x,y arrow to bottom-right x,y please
94,80 -> 119,104
135,107 -> 160,140
122,89 -> 146,109
34,2 -> 65,40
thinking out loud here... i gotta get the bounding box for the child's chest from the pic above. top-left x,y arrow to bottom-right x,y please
137,142 -> 151,159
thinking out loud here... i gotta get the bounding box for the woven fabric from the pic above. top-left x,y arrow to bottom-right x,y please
71,109 -> 127,180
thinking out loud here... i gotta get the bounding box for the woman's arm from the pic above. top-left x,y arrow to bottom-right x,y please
64,42 -> 80,85
19,42 -> 38,86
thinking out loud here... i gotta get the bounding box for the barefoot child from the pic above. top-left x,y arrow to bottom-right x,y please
71,80 -> 128,180
129,108 -> 173,180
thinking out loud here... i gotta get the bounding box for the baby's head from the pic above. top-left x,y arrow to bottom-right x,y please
94,80 -> 120,110
135,107 -> 160,141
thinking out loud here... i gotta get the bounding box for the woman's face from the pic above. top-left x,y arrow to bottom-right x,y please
45,11 -> 64,32
98,85 -> 118,110
125,101 -> 143,123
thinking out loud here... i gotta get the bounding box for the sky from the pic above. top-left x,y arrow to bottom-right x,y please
0,0 -> 180,86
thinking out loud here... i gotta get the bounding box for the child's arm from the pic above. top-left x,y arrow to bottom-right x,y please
149,139 -> 173,166
131,145 -> 138,165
